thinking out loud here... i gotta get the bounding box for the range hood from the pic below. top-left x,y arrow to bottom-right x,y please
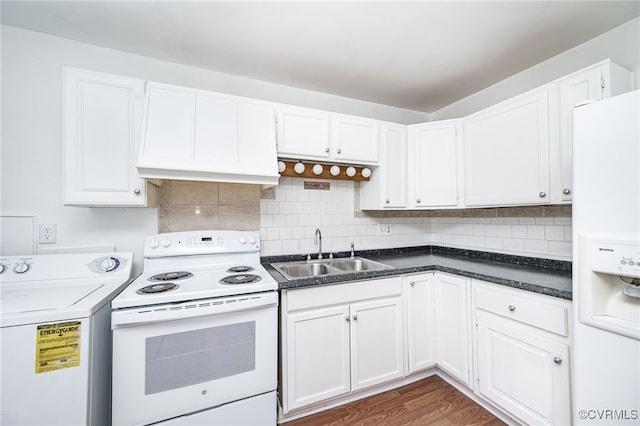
136,82 -> 280,186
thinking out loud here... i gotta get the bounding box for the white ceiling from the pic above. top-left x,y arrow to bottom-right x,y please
2,1 -> 639,113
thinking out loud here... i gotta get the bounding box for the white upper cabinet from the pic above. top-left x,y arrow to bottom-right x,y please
63,68 -> 152,206
276,105 -> 330,160
275,105 -> 379,165
552,60 -> 631,203
409,120 -> 460,208
359,123 -> 407,209
463,87 -> 551,207
331,114 -> 379,164
138,82 -> 279,185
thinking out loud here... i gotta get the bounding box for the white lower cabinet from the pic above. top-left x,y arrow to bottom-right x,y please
405,274 -> 436,373
434,273 -> 472,386
473,280 -> 572,425
281,278 -> 403,414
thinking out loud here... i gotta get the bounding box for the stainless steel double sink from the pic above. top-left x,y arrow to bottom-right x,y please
271,257 -> 394,280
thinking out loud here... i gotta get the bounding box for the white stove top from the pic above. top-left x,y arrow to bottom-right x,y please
111,231 -> 277,310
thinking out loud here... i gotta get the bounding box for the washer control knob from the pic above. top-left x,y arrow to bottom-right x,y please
161,237 -> 171,248
239,235 -> 248,244
100,257 -> 120,273
149,238 -> 159,249
14,262 -> 30,274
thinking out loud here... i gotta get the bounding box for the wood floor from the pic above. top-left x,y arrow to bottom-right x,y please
283,376 -> 506,426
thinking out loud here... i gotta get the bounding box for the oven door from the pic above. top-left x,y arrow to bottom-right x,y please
111,292 -> 278,426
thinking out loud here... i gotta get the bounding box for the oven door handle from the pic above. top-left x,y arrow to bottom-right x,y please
111,292 -> 278,328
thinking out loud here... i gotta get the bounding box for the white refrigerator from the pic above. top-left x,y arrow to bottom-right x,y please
572,90 -> 640,425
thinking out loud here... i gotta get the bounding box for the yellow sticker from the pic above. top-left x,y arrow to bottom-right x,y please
35,321 -> 81,374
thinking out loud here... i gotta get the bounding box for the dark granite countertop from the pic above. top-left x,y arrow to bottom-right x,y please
261,246 -> 572,300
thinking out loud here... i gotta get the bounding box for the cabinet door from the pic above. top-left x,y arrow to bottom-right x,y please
410,121 -> 459,207
476,311 -> 571,425
381,124 -> 408,208
350,297 -> 403,391
285,305 -> 350,411
434,274 -> 471,386
557,66 -> 603,202
63,68 -> 147,206
463,88 -> 550,206
332,115 -> 379,164
406,275 -> 436,373
141,84 -> 197,164
276,106 -> 330,160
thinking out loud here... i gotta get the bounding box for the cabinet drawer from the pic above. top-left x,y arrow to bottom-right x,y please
474,282 -> 569,337
285,277 -> 402,312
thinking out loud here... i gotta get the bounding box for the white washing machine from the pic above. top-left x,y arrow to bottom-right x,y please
0,252 -> 134,426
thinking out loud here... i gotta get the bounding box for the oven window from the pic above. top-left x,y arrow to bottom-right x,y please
145,321 -> 256,395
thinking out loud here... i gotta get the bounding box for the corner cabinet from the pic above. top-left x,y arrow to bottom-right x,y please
408,120 -> 460,208
63,68 -> 153,206
463,87 -> 551,207
473,280 -> 572,425
280,278 -> 403,414
275,105 -> 379,165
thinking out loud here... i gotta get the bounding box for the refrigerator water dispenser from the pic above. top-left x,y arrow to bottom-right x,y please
578,236 -> 640,340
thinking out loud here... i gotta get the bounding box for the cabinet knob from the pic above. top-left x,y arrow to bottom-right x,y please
325,148 -> 330,153
133,188 -> 141,195
508,305 -> 516,312
553,356 -> 562,365
563,188 -> 571,195
416,199 -> 421,204
352,314 -> 358,320
385,199 -> 390,204
539,192 -> 546,198
337,148 -> 342,154
410,282 -> 415,287
345,316 -> 350,322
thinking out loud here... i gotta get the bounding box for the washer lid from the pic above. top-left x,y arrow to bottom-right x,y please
1,282 -> 103,315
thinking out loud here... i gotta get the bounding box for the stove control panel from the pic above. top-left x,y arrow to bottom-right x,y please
144,231 -> 261,258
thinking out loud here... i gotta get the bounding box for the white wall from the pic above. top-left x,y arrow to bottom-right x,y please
0,25 -> 427,271
431,17 -> 640,120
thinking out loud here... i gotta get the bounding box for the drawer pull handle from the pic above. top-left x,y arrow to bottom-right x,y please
508,305 -> 516,312
553,356 -> 562,365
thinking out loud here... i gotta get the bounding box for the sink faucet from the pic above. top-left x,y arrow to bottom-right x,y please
350,242 -> 355,258
314,228 -> 323,260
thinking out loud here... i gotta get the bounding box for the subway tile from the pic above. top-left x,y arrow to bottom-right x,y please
544,225 -> 565,241
504,238 -> 525,252
549,241 -> 572,257
525,239 -> 549,254
527,225 -> 545,239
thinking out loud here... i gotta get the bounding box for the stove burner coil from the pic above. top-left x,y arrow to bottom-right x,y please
148,271 -> 193,282
136,283 -> 179,294
220,274 -> 262,285
227,265 -> 255,273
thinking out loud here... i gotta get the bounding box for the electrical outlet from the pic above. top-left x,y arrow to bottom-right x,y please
39,223 -> 57,244
377,224 -> 392,236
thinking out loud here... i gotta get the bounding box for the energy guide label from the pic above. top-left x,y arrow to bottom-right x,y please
35,321 -> 81,373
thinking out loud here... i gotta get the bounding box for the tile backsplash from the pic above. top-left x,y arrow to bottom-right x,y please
158,180 -> 260,232
158,178 -> 572,260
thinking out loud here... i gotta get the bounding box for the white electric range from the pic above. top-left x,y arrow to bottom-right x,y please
0,251 -> 134,426
111,230 -> 278,426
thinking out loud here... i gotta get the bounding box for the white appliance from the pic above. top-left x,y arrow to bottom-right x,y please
0,251 -> 134,425
573,90 -> 640,424
111,230 -> 278,426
